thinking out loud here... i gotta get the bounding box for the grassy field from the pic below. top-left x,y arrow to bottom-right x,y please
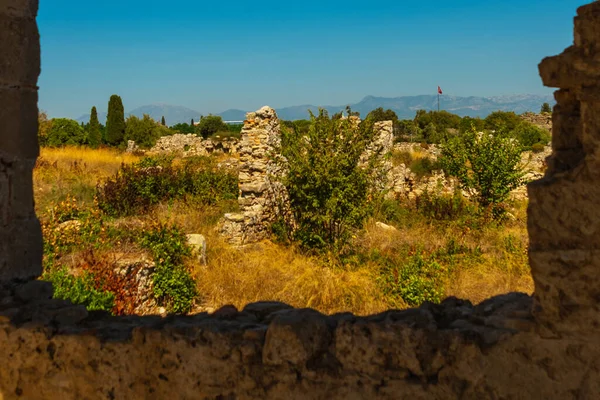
34,146 -> 533,316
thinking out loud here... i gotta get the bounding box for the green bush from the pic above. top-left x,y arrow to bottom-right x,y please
415,190 -> 477,221
171,123 -> 196,134
514,122 -> 551,149
440,130 -> 525,210
44,267 -> 115,313
42,196 -> 105,266
96,156 -> 238,217
414,110 -> 461,144
531,143 -> 546,153
410,156 -> 440,179
195,115 -> 229,139
277,108 -> 377,252
379,254 -> 445,307
374,199 -> 410,225
484,111 -> 522,133
140,223 -> 197,314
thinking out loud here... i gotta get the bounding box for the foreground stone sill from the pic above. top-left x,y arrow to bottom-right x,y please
1,279 -> 533,348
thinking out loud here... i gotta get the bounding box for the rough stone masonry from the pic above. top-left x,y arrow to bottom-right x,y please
220,106 -> 288,245
0,0 -> 42,281
2,1 -> 600,399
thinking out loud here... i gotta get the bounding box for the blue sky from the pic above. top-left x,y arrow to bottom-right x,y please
39,0 -> 584,119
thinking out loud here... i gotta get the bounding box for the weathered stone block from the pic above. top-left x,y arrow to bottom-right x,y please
0,13 -> 40,86
574,3 -> 600,50
531,250 -> 600,336
528,171 -> 600,251
0,0 -> 38,18
0,217 -> 42,281
0,87 -> 39,159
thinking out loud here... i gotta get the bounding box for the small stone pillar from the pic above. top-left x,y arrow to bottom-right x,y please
0,0 -> 43,280
221,106 -> 285,245
529,1 -> 600,336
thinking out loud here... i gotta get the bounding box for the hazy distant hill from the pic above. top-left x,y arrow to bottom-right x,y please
218,109 -> 247,121
76,104 -> 199,125
76,94 -> 555,125
274,94 -> 555,120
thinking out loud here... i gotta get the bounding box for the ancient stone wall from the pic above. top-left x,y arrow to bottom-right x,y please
148,134 -> 238,156
0,0 -> 42,280
220,106 -> 287,245
530,2 -> 600,337
2,2 -> 600,399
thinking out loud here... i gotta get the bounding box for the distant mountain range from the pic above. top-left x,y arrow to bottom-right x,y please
76,94 -> 555,125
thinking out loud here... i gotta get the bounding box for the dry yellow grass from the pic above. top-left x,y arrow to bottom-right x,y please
35,146 -> 534,314
34,146 -> 140,215
40,145 -> 139,167
146,200 -> 388,315
194,238 -> 389,315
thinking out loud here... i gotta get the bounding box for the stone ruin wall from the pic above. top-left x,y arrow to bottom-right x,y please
220,106 -> 287,245
2,2 -> 600,399
219,116 -> 400,245
127,134 -> 239,157
0,0 -> 42,281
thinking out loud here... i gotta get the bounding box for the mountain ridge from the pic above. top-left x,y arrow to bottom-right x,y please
76,94 -> 555,125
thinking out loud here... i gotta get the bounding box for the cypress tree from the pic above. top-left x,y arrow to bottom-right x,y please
191,118 -> 194,126
88,106 -> 102,148
106,95 -> 126,146
161,116 -> 166,126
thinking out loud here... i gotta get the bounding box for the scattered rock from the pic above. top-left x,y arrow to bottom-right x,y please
375,221 -> 398,232
57,220 -> 82,231
186,234 -> 207,265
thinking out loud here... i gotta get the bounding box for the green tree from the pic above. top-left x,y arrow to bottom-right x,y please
171,122 -> 196,134
278,108 -> 377,251
484,111 -> 521,133
414,110 -> 461,143
513,122 -> 551,149
540,102 -> 552,114
87,106 -> 102,148
440,129 -> 525,211
124,114 -> 164,149
366,107 -> 398,123
161,116 -> 166,126
458,116 -> 485,134
394,120 -> 422,142
47,118 -> 87,147
195,115 -> 229,139
106,95 -> 126,146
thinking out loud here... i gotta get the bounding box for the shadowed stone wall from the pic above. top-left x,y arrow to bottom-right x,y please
530,3 -> 600,337
2,2 -> 600,399
0,0 -> 42,280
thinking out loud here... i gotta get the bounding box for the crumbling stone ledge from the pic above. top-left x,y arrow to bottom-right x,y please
2,279 -> 593,400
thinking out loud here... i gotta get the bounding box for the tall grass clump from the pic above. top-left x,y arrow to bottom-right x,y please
96,155 -> 238,217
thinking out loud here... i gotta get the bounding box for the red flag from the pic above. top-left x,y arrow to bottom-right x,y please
438,86 -> 443,95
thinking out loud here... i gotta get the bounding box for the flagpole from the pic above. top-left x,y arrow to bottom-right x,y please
438,92 -> 440,112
